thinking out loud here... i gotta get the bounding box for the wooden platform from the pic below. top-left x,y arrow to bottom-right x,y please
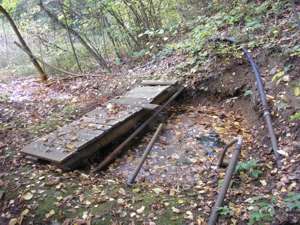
21,80 -> 178,170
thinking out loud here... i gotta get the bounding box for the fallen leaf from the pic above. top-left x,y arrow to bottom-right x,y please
184,211 -> 193,220
137,206 -> 145,214
153,188 -> 163,194
172,207 -> 181,213
19,209 -> 30,224
45,209 -> 55,218
260,180 -> 267,186
118,188 -> 126,195
8,218 -> 18,225
22,192 -> 33,201
130,212 -> 136,217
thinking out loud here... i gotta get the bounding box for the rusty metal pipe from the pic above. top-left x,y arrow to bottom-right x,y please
208,136 -> 243,225
127,123 -> 164,186
217,139 -> 238,168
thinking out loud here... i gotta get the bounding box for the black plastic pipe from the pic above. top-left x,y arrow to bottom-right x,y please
208,136 -> 243,225
209,37 -> 281,167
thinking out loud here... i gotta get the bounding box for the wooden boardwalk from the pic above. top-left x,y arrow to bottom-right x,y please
21,80 -> 178,170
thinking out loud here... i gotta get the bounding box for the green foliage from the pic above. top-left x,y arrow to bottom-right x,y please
247,197 -> 276,225
129,49 -> 149,58
218,205 -> 232,217
271,70 -> 286,85
0,0 -> 294,78
154,46 -> 174,61
236,160 -> 262,179
1,0 -> 19,13
290,112 -> 300,121
244,90 -> 253,97
0,93 -> 9,102
284,192 -> 300,211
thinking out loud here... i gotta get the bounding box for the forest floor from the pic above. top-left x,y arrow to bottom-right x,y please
0,46 -> 299,225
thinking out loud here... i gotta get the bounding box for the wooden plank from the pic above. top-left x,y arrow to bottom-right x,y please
125,86 -> 170,100
110,97 -> 159,110
22,122 -> 107,162
61,108 -> 151,169
141,80 -> 178,86
21,104 -> 142,163
21,80 -> 179,169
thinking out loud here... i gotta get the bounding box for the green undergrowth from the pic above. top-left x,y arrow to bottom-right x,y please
161,0 -> 297,72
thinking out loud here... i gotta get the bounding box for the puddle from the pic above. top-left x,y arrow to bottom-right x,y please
196,131 -> 225,157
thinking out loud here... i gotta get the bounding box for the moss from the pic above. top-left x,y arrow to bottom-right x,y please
34,189 -> 58,221
156,208 -> 184,225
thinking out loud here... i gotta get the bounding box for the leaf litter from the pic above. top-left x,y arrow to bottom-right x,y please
0,52 -> 299,224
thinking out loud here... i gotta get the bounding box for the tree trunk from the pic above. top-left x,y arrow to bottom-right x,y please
106,7 -> 140,48
61,2 -> 82,72
39,0 -> 109,70
0,5 -> 48,81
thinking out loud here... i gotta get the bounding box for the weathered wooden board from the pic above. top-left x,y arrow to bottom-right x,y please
110,97 -> 159,110
21,80 -> 179,169
22,104 -> 141,163
125,86 -> 170,100
141,80 -> 178,86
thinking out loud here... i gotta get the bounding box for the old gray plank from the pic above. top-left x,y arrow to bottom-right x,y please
21,104 -> 143,163
110,97 -> 159,110
125,86 -> 170,100
141,80 -> 178,86
21,80 -> 178,166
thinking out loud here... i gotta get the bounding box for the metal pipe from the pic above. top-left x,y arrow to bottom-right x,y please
217,139 -> 238,168
93,86 -> 184,172
208,136 -> 243,225
209,37 -> 281,167
127,123 -> 164,186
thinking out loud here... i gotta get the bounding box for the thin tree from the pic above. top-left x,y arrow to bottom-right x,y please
0,5 -> 48,81
61,1 -> 82,72
39,0 -> 108,70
